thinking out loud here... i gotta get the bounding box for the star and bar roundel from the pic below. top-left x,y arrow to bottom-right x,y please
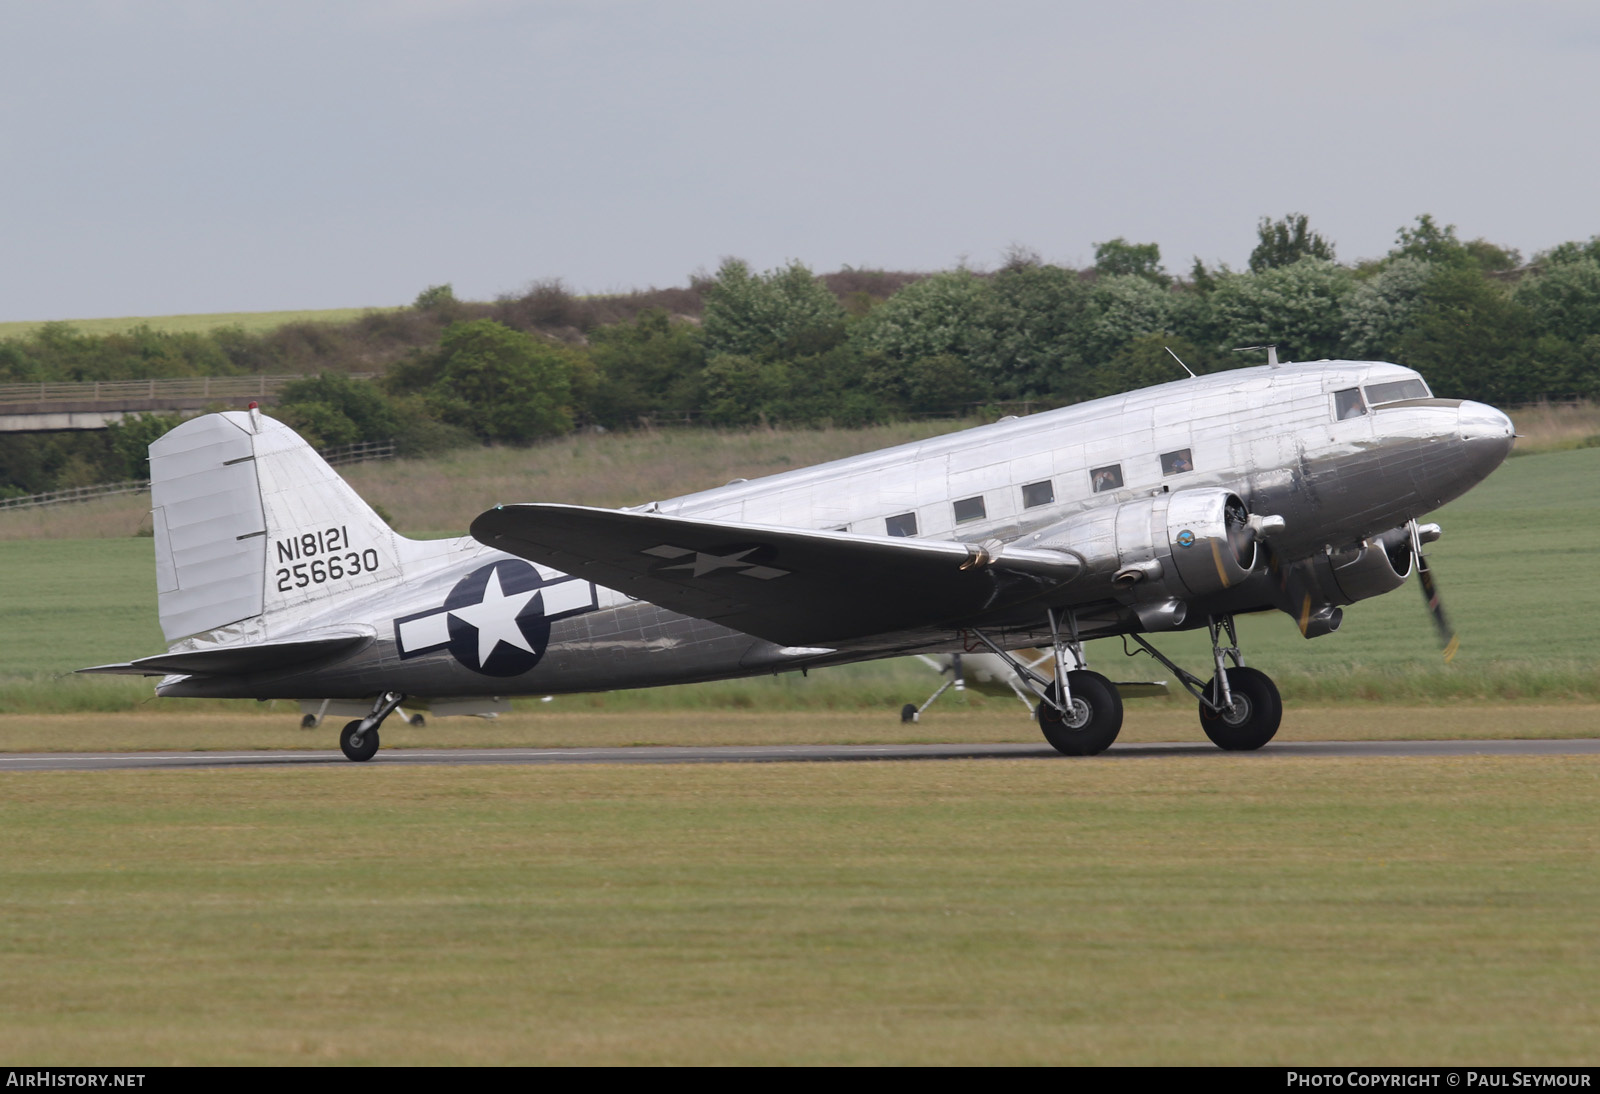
393,560 -> 598,677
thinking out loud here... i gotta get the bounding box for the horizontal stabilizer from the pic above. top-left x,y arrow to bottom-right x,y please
78,632 -> 370,678
1112,681 -> 1171,700
471,504 -> 1080,646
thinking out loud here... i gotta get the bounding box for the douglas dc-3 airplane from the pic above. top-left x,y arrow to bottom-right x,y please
82,357 -> 1515,761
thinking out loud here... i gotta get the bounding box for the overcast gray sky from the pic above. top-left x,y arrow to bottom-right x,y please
2,0 -> 1596,322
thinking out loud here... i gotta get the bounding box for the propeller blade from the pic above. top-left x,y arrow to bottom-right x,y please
1409,520 -> 1458,662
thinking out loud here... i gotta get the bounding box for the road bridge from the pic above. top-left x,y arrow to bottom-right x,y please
0,375 -> 366,432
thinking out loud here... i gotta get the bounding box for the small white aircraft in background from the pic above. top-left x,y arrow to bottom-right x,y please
82,358 -> 1513,760
901,650 -> 1168,723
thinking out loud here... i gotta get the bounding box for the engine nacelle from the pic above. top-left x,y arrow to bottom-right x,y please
1028,488 -> 1264,611
1163,489 -> 1259,597
1273,525 -> 1417,638
1327,527 -> 1414,603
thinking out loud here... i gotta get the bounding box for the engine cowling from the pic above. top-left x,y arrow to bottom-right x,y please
1026,488 -> 1264,615
1272,525 -> 1417,638
1163,489 -> 1258,597
1327,527 -> 1414,603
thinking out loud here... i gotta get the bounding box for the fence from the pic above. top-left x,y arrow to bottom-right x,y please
0,480 -> 154,511
0,373 -> 377,408
0,439 -> 397,511
319,439 -> 397,467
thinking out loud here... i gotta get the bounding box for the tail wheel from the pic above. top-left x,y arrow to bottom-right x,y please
1038,670 -> 1123,756
340,720 -> 381,762
1198,666 -> 1282,750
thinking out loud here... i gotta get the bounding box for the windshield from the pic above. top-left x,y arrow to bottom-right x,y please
1365,378 -> 1431,405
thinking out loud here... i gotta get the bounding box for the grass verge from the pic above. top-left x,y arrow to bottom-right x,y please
1,756 -> 1595,1065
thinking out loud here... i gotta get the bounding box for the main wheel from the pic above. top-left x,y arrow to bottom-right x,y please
1037,670 -> 1123,756
1198,666 -> 1282,750
340,719 -> 381,762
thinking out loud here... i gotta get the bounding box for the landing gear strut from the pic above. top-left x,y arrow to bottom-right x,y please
902,652 -> 968,723
1127,615 -> 1282,751
339,691 -> 406,762
970,608 -> 1124,756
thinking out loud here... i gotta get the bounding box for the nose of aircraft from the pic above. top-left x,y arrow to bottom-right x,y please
1458,400 -> 1515,479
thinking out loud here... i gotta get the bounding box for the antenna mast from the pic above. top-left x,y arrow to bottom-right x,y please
1165,346 -> 1197,379
1233,344 -> 1281,369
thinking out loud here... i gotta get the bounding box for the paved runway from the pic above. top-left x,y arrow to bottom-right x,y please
3,738 -> 1598,771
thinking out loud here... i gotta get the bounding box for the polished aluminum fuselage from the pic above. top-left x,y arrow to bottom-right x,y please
160,361 -> 1514,701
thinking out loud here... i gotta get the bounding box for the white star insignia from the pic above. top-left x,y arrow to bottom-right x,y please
642,544 -> 789,579
448,566 -> 541,665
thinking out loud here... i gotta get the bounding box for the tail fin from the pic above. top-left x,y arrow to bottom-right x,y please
149,409 -> 409,642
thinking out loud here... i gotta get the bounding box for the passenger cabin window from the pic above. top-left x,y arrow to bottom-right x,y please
953,496 -> 987,524
1160,449 -> 1193,476
885,512 -> 918,538
1364,379 -> 1430,405
1089,465 -> 1123,493
1334,388 -> 1367,420
1021,480 -> 1054,508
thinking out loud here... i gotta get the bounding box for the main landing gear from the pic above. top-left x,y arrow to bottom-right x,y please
1127,616 -> 1282,751
969,609 -> 1124,756
970,611 -> 1282,756
339,691 -> 406,762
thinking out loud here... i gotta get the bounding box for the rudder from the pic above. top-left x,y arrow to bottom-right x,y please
149,410 -> 408,642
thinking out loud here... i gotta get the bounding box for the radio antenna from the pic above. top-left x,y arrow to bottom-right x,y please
1234,344 -> 1281,368
1165,346 -> 1197,379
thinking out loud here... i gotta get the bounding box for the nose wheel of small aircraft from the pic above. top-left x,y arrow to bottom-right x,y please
338,691 -> 406,762
1037,670 -> 1123,756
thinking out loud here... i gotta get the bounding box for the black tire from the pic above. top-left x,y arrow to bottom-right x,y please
299,714 -> 318,730
900,703 -> 919,724
1198,666 -> 1282,750
408,713 -> 426,728
1037,670 -> 1123,756
340,719 -> 380,762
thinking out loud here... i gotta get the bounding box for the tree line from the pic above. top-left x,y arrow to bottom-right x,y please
3,214 -> 1597,496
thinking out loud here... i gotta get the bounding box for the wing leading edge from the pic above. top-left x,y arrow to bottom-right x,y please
470,504 -> 1081,646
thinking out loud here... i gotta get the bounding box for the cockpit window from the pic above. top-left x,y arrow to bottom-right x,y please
1334,387 -> 1367,420
1365,378 -> 1431,405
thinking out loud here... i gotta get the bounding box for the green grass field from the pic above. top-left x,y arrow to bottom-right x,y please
2,757 -> 1595,1065
0,306 -> 394,340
